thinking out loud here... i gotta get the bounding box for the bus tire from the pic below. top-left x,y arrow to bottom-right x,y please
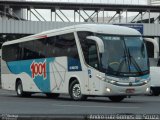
153,92 -> 160,96
108,96 -> 125,102
69,80 -> 87,101
16,80 -> 25,97
46,93 -> 60,98
151,91 -> 160,96
16,80 -> 31,97
150,88 -> 160,96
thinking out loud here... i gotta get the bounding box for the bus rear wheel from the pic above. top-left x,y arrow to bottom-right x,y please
16,81 -> 31,97
69,80 -> 87,101
108,96 -> 125,102
16,81 -> 25,97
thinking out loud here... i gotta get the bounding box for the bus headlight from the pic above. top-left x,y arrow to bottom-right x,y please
106,88 -> 111,93
146,87 -> 150,92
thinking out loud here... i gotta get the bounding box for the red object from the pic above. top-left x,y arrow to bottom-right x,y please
126,88 -> 135,93
35,35 -> 47,39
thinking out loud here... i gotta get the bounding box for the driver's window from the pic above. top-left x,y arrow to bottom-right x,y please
87,40 -> 99,69
77,31 -> 99,69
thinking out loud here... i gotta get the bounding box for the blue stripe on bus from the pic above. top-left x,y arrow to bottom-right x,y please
6,57 -> 82,92
67,57 -> 82,71
7,58 -> 54,93
139,74 -> 149,79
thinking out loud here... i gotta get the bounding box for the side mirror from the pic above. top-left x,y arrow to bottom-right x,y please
86,36 -> 104,53
144,38 -> 159,59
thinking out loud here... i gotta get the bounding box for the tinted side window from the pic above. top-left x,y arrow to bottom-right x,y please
20,38 -> 48,60
87,40 -> 99,69
33,39 -> 46,59
20,41 -> 37,60
2,44 -> 20,62
45,36 -> 56,57
2,33 -> 79,61
55,33 -> 79,59
77,31 -> 99,68
78,31 -> 99,69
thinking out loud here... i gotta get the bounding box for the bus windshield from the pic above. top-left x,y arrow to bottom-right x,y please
97,34 -> 149,77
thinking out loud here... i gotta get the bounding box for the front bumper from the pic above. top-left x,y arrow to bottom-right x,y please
100,81 -> 150,96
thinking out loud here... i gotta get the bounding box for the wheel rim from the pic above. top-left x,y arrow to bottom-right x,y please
17,84 -> 22,95
72,84 -> 81,98
150,89 -> 153,95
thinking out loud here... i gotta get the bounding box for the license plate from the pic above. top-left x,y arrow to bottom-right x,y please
126,89 -> 135,93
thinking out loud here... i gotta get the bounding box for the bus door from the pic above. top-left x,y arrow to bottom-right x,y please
87,39 -> 100,94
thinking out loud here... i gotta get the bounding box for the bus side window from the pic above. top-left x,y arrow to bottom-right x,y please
20,41 -> 35,60
55,33 -> 79,59
34,39 -> 46,59
18,44 -> 24,60
46,36 -> 56,57
77,31 -> 100,69
2,44 -> 19,62
86,40 -> 99,69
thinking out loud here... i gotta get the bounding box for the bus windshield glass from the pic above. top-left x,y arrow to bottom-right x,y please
97,34 -> 149,77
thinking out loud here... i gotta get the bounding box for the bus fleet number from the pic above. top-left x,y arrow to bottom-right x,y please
30,60 -> 47,80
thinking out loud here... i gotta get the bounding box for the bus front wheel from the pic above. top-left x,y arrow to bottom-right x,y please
69,80 -> 87,101
108,96 -> 125,102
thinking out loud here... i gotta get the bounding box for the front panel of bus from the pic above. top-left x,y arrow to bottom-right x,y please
77,31 -> 150,96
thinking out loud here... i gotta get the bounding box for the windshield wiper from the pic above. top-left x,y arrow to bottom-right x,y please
115,38 -> 143,76
126,48 -> 143,75
116,52 -> 128,76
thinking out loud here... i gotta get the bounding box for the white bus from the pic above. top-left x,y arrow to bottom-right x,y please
1,24 -> 150,102
144,38 -> 160,96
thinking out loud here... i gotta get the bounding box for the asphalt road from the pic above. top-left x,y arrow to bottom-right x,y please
0,89 -> 160,116
0,89 -> 160,119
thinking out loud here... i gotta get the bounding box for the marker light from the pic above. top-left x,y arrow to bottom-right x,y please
144,80 -> 148,84
110,80 -> 116,84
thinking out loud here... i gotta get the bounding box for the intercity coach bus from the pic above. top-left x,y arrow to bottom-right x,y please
1,24 -> 150,102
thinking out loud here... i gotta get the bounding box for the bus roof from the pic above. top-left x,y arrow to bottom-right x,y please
3,24 -> 141,46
